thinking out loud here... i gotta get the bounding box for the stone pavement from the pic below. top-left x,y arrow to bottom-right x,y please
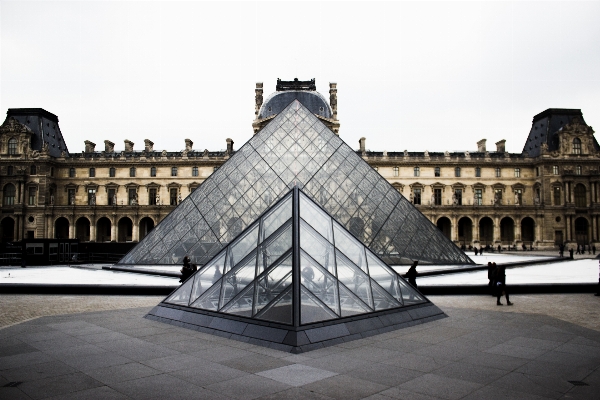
1,294 -> 599,399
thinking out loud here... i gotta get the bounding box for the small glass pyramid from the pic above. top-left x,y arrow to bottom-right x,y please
163,187 -> 426,326
119,100 -> 473,267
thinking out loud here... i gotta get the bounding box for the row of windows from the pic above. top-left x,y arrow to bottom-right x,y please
67,187 -> 183,206
389,166 -> 518,178
68,166 -> 216,178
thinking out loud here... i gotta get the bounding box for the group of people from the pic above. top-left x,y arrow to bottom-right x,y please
488,262 -> 512,306
179,256 -> 197,283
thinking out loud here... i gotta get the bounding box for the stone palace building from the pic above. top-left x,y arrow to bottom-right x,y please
1,79 -> 598,251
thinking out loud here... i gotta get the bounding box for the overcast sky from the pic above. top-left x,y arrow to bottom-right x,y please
2,1 -> 599,155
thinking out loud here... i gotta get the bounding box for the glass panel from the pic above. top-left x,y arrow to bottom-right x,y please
370,279 -> 401,311
190,280 -> 222,311
398,278 -> 425,305
300,285 -> 338,325
367,252 -> 401,301
333,222 -> 368,273
164,278 -> 193,306
254,286 -> 293,325
300,220 -> 336,276
257,224 -> 292,276
300,193 -> 333,241
226,224 -> 259,270
300,251 -> 339,316
260,194 -> 292,242
189,252 -> 225,304
220,284 -> 255,317
219,253 -> 257,310
338,284 -> 372,317
254,255 -> 293,315
335,250 -> 373,309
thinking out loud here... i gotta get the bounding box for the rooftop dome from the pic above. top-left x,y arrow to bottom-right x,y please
258,90 -> 332,120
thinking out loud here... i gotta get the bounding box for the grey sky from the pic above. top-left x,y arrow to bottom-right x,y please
2,1 -> 599,154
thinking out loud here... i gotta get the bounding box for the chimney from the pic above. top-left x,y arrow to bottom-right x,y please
495,139 -> 506,153
477,139 -> 486,152
104,140 -> 115,153
144,139 -> 154,152
84,140 -> 96,153
124,140 -> 134,152
359,137 -> 366,154
329,82 -> 338,120
185,139 -> 193,152
255,83 -> 263,117
226,138 -> 234,155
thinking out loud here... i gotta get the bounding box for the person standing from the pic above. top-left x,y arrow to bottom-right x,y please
405,261 -> 419,288
492,264 -> 513,306
179,256 -> 192,283
569,247 -> 574,259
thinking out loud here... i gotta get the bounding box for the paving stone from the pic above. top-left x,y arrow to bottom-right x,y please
460,385 -> 555,400
0,351 -> 54,370
58,352 -> 132,372
94,338 -> 179,361
206,374 -> 291,399
85,362 -> 161,385
0,387 -> 34,400
220,353 -> 293,374
300,353 -> 372,374
378,386 -> 445,400
253,387 -> 335,399
45,386 -> 129,400
484,343 -> 550,360
111,373 -> 229,400
399,373 -> 482,400
141,353 -> 212,373
189,345 -> 255,362
169,361 -> 249,386
380,352 -> 453,373
0,343 -> 39,358
257,364 -> 338,387
301,374 -> 388,400
488,371 -> 574,399
0,360 -> 77,383
345,363 -> 422,386
18,372 -> 103,400
433,361 -> 509,385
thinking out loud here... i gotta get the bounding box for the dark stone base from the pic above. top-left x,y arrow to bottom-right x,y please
145,302 -> 446,353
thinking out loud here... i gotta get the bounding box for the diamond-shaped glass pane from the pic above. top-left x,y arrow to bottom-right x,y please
254,286 -> 293,325
254,255 -> 293,316
300,285 -> 338,325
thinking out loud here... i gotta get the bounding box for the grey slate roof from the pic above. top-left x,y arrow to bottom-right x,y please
5,108 -> 69,157
259,91 -> 332,120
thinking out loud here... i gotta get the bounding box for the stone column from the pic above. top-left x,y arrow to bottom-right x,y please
515,218 -> 521,241
473,218 -> 480,242
69,218 -> 75,239
451,216 -> 458,242
566,216 -> 572,241
493,216 -> 500,243
132,218 -> 139,242
110,218 -> 117,242
90,218 -> 96,242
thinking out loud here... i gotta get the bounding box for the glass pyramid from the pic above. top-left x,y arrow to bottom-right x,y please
119,100 -> 473,266
163,187 -> 426,326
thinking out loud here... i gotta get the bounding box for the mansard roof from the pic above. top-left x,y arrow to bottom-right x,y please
4,108 -> 68,157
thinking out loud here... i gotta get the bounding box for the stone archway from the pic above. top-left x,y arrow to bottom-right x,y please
458,217 -> 472,245
574,217 -> 589,245
96,217 -> 112,242
436,217 -> 451,240
521,217 -> 535,245
118,217 -> 133,242
139,217 -> 155,241
75,217 -> 90,242
479,217 -> 494,245
500,217 -> 515,244
55,217 -> 69,239
0,217 -> 15,242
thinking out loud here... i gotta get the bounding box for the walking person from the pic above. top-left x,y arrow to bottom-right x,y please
179,255 -> 193,283
405,261 -> 419,289
569,247 -> 574,259
492,264 -> 513,306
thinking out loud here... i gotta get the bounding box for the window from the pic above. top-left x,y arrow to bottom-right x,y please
413,188 -> 421,205
495,167 -> 501,177
69,167 -> 75,178
150,167 -> 156,177
149,188 -> 157,205
393,166 -> 399,177
553,165 -> 559,175
494,189 -> 503,204
192,166 -> 199,177
434,167 -> 440,177
170,188 -> 178,205
514,189 -> 522,205
171,167 -> 178,177
576,165 -> 582,175
108,188 -> 116,205
413,167 -> 420,177
3,184 -> 16,205
68,189 -> 75,205
474,189 -> 482,205
455,167 -> 461,178
553,187 -> 561,205
89,168 -> 95,178
87,188 -> 96,205
50,167 -> 54,177
475,167 -> 481,177
454,189 -> 462,205
128,188 -> 137,205
514,168 -> 520,178
573,138 -> 582,154
433,189 -> 442,206
7,166 -> 13,176
30,165 -> 37,175
129,167 -> 136,177
574,184 -> 586,207
8,138 -> 17,155
28,187 -> 37,205
109,167 -> 116,177
536,167 -> 540,176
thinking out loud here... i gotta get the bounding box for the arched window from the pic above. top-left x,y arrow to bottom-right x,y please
572,138 -> 582,154
130,167 -> 136,177
8,138 -> 17,155
574,184 -> 586,207
455,167 -> 461,177
30,165 -> 37,175
3,184 -> 16,206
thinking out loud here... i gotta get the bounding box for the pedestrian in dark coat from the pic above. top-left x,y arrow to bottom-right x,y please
179,256 -> 193,283
569,248 -> 574,259
405,261 -> 419,288
492,264 -> 512,306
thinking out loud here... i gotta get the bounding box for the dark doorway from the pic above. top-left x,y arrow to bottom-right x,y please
118,218 -> 133,242
521,217 -> 535,245
500,217 -> 514,244
139,217 -> 155,241
436,217 -> 451,240
574,217 -> 589,245
55,217 -> 69,239
479,217 -> 494,245
0,217 -> 15,242
458,217 -> 472,245
97,217 -> 112,242
76,217 -> 90,242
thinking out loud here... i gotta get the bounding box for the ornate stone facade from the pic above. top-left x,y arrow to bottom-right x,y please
1,88 -> 598,251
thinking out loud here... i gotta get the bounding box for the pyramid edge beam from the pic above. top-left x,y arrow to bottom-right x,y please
145,302 -> 446,354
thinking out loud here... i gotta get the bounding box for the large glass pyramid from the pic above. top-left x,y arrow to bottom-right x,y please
119,100 -> 472,266
147,187 -> 445,353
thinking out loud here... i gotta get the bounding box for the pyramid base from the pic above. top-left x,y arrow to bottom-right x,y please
145,303 -> 447,353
